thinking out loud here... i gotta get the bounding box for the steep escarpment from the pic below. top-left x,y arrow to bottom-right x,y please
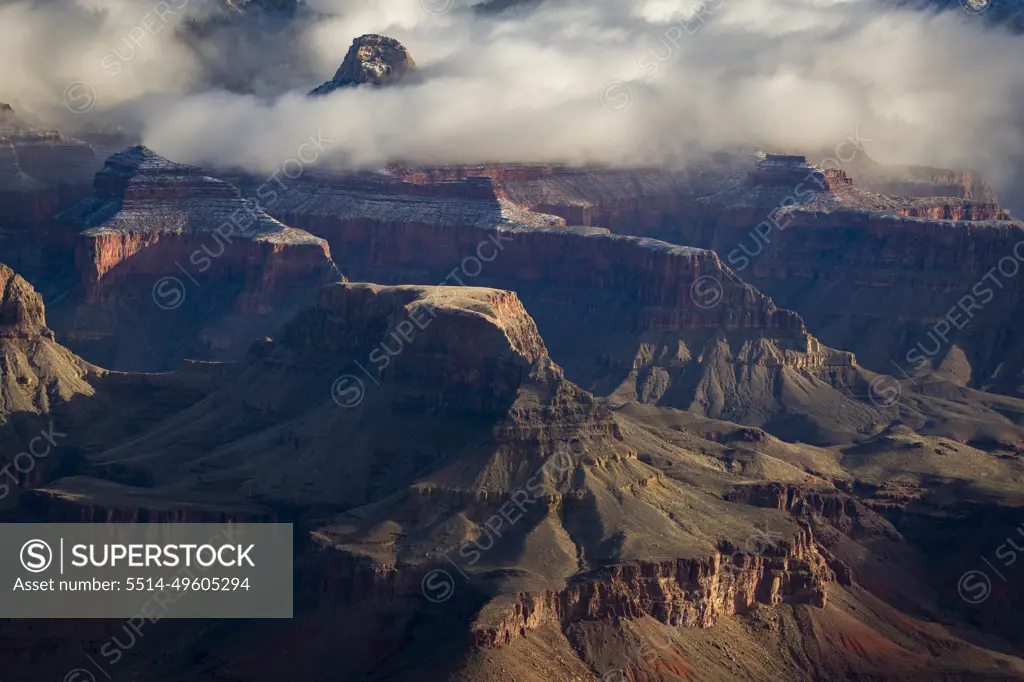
280,282 -> 549,414
0,265 -> 217,507
709,158 -> 1024,395
0,262 -> 47,336
725,481 -> 901,542
237,168 -> 893,440
248,169 -> 808,336
51,146 -> 342,370
403,155 -> 1024,399
3,277 -> 1021,680
469,531 -> 830,649
386,156 -> 1024,400
388,159 -> 742,241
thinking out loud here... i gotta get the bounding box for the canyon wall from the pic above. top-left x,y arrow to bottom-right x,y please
305,524 -> 832,651
51,146 -> 341,370
381,157 -> 1024,397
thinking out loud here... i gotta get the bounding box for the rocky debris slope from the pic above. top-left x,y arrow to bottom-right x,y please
51,146 -> 342,370
310,34 -> 417,95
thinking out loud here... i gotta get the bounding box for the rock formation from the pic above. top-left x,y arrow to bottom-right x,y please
0,264 -> 215,505
72,283 -> 625,506
222,165 -> 904,443
4,21 -> 1024,682
382,155 -> 1024,400
0,263 -> 91,416
310,34 -> 417,95
0,265 -> 1021,680
51,146 -> 342,370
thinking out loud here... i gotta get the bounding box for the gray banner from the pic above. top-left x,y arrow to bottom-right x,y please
1,523 -> 292,618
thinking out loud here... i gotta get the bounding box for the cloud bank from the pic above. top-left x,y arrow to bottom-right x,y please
3,0 -> 1024,199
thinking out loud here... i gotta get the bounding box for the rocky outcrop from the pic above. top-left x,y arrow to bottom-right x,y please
52,146 -> 342,370
280,282 -> 549,413
0,266 -> 96,507
309,523 -> 833,650
59,282 -> 629,509
0,263 -> 48,338
724,481 -> 902,542
0,264 -> 92,418
387,161 -> 736,239
470,531 -> 831,648
310,34 -> 416,95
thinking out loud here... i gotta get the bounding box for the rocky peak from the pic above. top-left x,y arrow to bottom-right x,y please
310,34 -> 416,95
0,263 -> 49,337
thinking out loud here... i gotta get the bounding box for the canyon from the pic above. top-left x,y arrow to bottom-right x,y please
1,23 -> 1024,680
1,263 -> 1022,680
325,154 -> 1024,401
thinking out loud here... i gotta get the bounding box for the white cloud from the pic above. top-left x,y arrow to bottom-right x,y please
3,0 -> 1023,203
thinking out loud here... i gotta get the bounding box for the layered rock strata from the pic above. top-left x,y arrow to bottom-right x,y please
388,155 -> 1024,397
69,282 -> 629,509
53,146 -> 341,370
230,166 -> 878,437
469,530 -> 830,649
724,481 -> 902,541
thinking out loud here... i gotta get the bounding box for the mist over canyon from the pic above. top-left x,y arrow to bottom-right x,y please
3,0 -> 1024,209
